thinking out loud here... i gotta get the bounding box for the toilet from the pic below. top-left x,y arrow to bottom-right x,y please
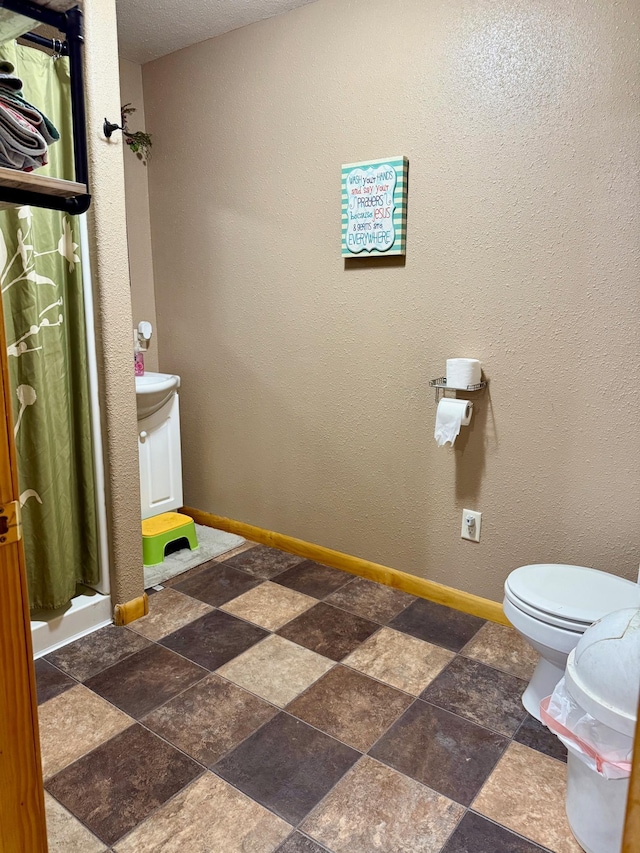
503,564 -> 640,720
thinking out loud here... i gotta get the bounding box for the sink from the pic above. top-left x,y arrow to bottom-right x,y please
135,372 -> 180,420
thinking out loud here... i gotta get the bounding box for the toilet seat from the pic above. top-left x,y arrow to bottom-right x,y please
504,587 -> 588,632
505,564 -> 640,627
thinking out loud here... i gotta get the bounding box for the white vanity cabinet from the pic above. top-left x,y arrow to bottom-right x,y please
135,372 -> 184,520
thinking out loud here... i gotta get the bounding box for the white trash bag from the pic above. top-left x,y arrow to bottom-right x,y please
541,677 -> 633,780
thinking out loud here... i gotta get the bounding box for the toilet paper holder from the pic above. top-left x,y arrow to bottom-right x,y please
429,376 -> 487,403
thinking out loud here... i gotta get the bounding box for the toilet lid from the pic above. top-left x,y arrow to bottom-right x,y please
505,564 -> 640,625
503,586 -> 590,631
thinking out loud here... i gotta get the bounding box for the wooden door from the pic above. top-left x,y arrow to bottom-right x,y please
0,293 -> 48,850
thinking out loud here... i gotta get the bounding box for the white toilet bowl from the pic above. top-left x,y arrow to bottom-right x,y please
503,564 -> 640,720
503,596 -> 585,717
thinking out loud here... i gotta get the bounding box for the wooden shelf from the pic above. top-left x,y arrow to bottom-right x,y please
0,7 -> 34,45
0,167 -> 86,210
0,2 -> 89,215
0,0 -> 76,46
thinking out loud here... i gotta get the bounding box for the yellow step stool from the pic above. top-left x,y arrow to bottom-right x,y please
142,511 -> 198,566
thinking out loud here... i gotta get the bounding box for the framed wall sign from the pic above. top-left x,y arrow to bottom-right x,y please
342,156 -> 408,258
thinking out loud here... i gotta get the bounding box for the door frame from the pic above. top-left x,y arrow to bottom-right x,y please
0,288 -> 48,850
623,702 -> 640,851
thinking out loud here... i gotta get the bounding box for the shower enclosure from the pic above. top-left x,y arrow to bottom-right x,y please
0,39 -> 111,656
29,213 -> 111,657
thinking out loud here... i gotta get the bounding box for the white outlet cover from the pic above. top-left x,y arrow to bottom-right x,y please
461,509 -> 482,542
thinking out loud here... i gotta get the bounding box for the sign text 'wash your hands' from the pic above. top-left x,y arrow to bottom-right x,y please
342,156 -> 408,258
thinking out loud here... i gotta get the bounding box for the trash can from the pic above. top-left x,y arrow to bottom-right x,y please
541,607 -> 640,853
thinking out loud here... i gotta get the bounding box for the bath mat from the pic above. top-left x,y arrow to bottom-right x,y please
143,523 -> 245,588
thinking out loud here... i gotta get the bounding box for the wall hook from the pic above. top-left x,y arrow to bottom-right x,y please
103,109 -> 153,164
103,118 -> 122,138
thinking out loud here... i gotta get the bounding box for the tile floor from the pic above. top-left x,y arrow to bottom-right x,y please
37,541 -> 580,853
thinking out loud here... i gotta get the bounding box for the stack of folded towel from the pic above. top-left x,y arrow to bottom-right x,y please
0,59 -> 59,171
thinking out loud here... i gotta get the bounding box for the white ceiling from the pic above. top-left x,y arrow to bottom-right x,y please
116,0 -> 317,64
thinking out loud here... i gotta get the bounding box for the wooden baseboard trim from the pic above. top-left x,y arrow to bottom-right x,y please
182,507 -> 509,626
113,592 -> 149,626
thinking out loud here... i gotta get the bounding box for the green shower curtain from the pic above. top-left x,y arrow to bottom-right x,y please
0,42 -> 99,610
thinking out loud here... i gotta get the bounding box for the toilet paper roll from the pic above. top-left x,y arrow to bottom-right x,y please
434,398 -> 472,447
446,358 -> 482,390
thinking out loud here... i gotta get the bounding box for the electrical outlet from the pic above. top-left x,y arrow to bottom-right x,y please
461,509 -> 482,542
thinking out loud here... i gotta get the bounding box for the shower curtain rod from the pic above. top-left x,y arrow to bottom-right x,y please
20,31 -> 68,56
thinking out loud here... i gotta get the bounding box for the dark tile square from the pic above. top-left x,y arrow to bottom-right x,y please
45,625 -> 152,681
421,656 -> 528,736
34,658 -> 76,705
370,699 -> 507,805
514,713 -> 568,763
223,545 -> 305,579
274,560 -> 352,599
84,643 -> 206,718
143,673 -> 278,766
46,724 -> 201,846
161,609 -> 268,670
287,665 -> 412,751
326,577 -> 416,624
276,833 -> 329,853
277,602 -> 378,661
442,811 -> 549,853
214,711 -> 359,824
389,598 -> 485,652
173,561 -> 260,606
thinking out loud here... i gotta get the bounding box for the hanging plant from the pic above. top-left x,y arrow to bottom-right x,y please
120,103 -> 152,165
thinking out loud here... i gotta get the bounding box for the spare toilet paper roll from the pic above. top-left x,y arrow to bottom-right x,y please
434,398 -> 472,447
446,358 -> 481,390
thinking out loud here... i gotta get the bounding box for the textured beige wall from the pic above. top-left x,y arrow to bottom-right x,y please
144,0 -> 640,601
84,1 -> 143,605
118,57 -> 158,371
